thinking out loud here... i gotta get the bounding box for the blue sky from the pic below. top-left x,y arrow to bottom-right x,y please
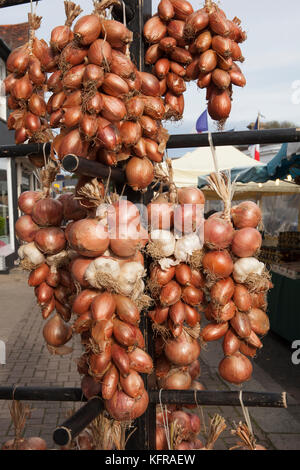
1,0 -> 300,146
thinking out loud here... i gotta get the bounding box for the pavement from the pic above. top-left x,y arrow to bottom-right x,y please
0,268 -> 299,450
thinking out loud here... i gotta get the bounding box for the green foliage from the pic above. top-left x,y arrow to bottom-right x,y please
0,216 -> 5,236
247,121 -> 297,130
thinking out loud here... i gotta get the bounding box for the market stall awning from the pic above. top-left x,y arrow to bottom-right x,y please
198,143 -> 300,188
170,145 -> 263,187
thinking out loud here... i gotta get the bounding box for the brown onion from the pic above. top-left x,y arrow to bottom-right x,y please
167,20 -> 186,46
232,228 -> 262,258
34,227 -> 66,255
58,128 -> 85,159
110,49 -> 135,79
11,73 -> 33,101
212,68 -> 231,90
28,94 -> 47,117
144,16 -> 167,44
160,280 -> 182,307
128,348 -> 153,374
209,7 -> 230,36
211,301 -> 236,323
195,30 -> 212,53
211,277 -> 235,306
70,257 -> 93,287
150,265 -> 175,287
247,308 -> 270,336
208,88 -> 232,121
139,72 -> 160,97
145,43 -> 163,65
68,218 -> 109,257
36,282 -> 53,305
18,191 -> 43,215
165,331 -> 201,366
170,0 -> 194,20
182,286 -> 203,306
81,375 -> 101,400
15,215 -> 39,242
72,289 -> 98,315
230,311 -> 252,339
230,66 -> 246,87
32,198 -> 63,227
102,73 -> 129,97
91,292 -> 116,322
101,94 -> 126,121
218,55 -> 233,72
223,328 -> 241,356
120,369 -> 144,398
88,39 -> 112,68
219,352 -> 253,385
203,250 -> 234,279
105,389 -> 149,421
6,45 -> 30,74
140,115 -> 160,139
28,57 -> 46,86
89,346 -> 112,378
101,19 -> 133,48
233,284 -> 252,312
163,370 -> 192,390
111,343 -> 130,377
120,121 -> 142,148
178,187 -> 205,205
204,217 -> 234,249
239,342 -> 257,358
74,14 -> 102,45
175,264 -> 192,286
231,201 -> 262,229
169,300 -> 185,327
201,322 -> 229,342
63,89 -> 82,108
147,200 -> 174,230
126,96 -> 145,121
102,364 -> 119,400
28,263 -> 50,287
154,58 -> 170,80
166,72 -> 186,95
170,47 -> 192,65
173,203 -> 203,234
97,121 -> 121,152
145,138 -> 164,163
126,157 -> 154,191
159,36 -> 177,53
114,295 -> 140,325
212,35 -> 231,57
198,50 -> 217,73
43,313 -> 72,347
165,92 -> 184,118
62,64 -> 85,89
184,8 -> 209,37
158,0 -> 175,21
113,318 -> 137,347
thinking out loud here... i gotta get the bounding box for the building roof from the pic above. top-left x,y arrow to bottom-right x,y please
0,22 -> 29,53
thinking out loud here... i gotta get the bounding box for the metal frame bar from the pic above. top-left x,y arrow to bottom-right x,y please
0,0 -> 42,7
0,0 -> 293,452
1,129 -> 299,159
0,386 -> 287,447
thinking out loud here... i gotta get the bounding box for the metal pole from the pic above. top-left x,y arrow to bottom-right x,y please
62,154 -> 126,185
0,0 -> 42,7
1,129 -> 300,159
167,128 -> 300,149
53,397 -> 104,447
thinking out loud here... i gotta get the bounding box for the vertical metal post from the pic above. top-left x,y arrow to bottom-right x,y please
112,0 -> 155,450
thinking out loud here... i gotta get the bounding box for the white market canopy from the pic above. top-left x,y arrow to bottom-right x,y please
170,145 -> 264,187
